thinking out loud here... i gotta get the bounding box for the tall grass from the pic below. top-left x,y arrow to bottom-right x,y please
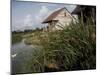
26,17 -> 96,72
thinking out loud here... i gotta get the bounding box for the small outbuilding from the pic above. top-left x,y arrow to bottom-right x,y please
72,5 -> 96,24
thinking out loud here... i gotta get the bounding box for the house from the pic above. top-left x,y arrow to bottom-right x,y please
71,5 -> 96,24
42,7 -> 75,31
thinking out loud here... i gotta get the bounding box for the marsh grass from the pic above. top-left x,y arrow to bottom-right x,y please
29,17 -> 96,72
24,32 -> 42,45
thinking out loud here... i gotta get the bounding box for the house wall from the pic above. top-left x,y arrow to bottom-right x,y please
48,21 -> 57,31
52,9 -> 73,30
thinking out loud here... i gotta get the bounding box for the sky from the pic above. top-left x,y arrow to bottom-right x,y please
12,0 -> 76,31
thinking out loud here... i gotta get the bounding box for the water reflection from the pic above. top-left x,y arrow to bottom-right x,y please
11,39 -> 38,74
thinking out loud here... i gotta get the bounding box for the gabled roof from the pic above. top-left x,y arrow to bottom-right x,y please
42,7 -> 73,23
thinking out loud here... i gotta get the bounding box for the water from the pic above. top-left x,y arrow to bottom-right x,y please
11,39 -> 38,74
11,39 -> 34,57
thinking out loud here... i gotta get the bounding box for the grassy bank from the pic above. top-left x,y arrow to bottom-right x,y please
24,32 -> 41,45
12,33 -> 23,44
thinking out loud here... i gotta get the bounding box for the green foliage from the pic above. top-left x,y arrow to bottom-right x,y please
12,33 -> 23,44
36,17 -> 96,71
24,32 -> 42,45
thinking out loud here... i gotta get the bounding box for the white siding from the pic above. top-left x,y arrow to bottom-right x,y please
52,9 -> 73,30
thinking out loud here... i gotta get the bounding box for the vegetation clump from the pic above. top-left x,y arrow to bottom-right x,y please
32,17 -> 96,72
12,33 -> 23,44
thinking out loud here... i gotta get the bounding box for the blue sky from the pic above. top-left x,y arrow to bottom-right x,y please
12,0 -> 76,31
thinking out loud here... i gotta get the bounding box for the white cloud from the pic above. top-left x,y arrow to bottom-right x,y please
24,14 -> 33,26
35,6 -> 49,23
40,6 -> 49,15
12,14 -> 34,31
29,5 -> 51,28
12,7 -> 50,31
